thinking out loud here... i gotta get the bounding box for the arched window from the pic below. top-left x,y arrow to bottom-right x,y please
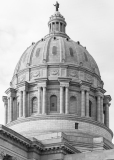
32,97 -> 38,114
52,46 -> 57,55
13,97 -> 17,121
89,101 -> 92,117
50,95 -> 57,112
56,22 -> 59,31
17,102 -> 19,118
84,52 -> 88,61
69,96 -> 77,114
69,48 -> 74,57
36,48 -> 40,57
60,23 -> 62,32
103,105 -> 106,124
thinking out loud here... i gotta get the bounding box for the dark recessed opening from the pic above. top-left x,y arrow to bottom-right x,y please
77,41 -> 80,45
75,123 -> 78,129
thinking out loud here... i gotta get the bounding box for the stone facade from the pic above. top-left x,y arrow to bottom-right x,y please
2,3 -> 114,160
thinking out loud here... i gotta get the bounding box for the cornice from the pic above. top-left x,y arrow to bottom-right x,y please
43,141 -> 80,154
58,77 -> 72,83
5,88 -> 16,96
0,125 -> 31,148
12,63 -> 101,82
80,80 -> 91,90
0,125 -> 82,155
96,87 -> 106,94
16,81 -> 29,91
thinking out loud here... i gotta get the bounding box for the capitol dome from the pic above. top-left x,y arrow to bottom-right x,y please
13,11 -> 100,83
3,5 -> 113,153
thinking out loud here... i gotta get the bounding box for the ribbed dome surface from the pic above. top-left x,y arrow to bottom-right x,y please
13,36 -> 100,77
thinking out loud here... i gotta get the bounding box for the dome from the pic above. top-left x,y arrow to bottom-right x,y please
13,36 -> 100,77
13,10 -> 100,80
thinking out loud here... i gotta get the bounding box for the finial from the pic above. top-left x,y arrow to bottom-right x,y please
53,1 -> 59,11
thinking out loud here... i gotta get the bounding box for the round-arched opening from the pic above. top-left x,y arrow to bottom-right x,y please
69,96 -> 77,114
32,97 -> 38,114
50,95 -> 57,112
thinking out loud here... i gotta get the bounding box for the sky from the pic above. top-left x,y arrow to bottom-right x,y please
0,0 -> 114,142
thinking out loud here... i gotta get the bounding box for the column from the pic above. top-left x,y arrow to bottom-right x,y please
60,86 -> 64,114
81,90 -> 85,116
27,92 -> 30,117
8,98 -> 10,123
65,87 -> 69,114
4,102 -> 7,124
49,23 -> 51,33
0,152 -> 5,160
2,97 -> 8,124
105,103 -> 109,127
42,87 -> 46,114
37,87 -> 41,114
62,23 -> 64,32
23,90 -> 26,117
97,95 -> 101,122
19,91 -> 22,118
100,97 -> 103,123
86,91 -> 89,117
10,96 -> 13,122
59,22 -> 60,32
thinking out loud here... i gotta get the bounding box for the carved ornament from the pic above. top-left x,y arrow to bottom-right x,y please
49,69 -> 59,76
85,74 -> 93,83
69,70 -> 78,78
33,71 -> 40,77
30,71 -> 40,79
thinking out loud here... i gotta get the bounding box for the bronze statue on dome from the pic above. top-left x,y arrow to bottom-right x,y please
54,1 -> 59,11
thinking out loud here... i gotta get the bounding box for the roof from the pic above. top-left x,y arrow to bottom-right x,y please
13,36 -> 100,77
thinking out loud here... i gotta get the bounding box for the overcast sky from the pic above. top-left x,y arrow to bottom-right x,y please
0,0 -> 114,142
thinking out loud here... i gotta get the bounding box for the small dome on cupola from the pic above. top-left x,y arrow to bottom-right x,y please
47,1 -> 69,39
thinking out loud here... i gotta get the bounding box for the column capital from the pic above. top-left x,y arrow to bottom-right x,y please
17,81 -> 29,91
58,77 -> 71,82
5,88 -> 16,97
60,82 -> 69,88
80,85 -> 90,92
37,82 -> 47,88
2,96 -> 8,105
95,91 -> 104,98
104,95 -> 111,105
96,87 -> 106,94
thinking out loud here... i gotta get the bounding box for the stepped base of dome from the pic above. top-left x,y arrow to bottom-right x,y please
6,114 -> 113,142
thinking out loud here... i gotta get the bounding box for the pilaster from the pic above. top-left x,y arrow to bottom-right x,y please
2,96 -> 8,124
80,84 -> 90,117
60,86 -> 64,114
104,95 -> 111,127
37,79 -> 47,114
85,91 -> 89,117
96,91 -> 104,123
23,90 -> 26,117
65,86 -> 69,114
42,86 -> 47,114
58,78 -> 71,114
